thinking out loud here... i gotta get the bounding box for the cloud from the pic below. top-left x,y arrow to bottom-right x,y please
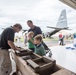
0,0 -> 76,33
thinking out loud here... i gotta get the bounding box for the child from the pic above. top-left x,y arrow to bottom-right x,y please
27,31 -> 35,52
34,35 -> 46,56
24,33 -> 27,46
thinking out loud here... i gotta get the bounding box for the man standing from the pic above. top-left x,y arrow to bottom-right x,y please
27,20 -> 42,37
0,24 -> 22,75
59,33 -> 64,45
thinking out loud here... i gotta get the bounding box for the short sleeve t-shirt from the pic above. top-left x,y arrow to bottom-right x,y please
0,27 -> 15,49
28,26 -> 42,37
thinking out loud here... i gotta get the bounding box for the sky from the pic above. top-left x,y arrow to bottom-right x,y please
0,0 -> 76,35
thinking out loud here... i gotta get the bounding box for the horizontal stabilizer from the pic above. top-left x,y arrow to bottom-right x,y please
47,26 -> 59,29
47,26 -> 69,30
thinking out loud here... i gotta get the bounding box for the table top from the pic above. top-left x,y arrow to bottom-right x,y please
46,44 -> 76,73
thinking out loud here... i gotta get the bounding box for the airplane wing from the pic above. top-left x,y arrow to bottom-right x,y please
47,27 -> 71,37
47,26 -> 70,30
49,29 -> 60,36
47,26 -> 60,29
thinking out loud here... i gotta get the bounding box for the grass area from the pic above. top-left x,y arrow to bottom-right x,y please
14,37 -> 24,42
15,37 -> 59,43
43,38 -> 58,41
14,36 -> 73,43
21,37 -> 24,42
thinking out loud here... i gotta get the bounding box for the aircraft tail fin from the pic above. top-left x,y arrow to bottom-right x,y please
56,9 -> 67,28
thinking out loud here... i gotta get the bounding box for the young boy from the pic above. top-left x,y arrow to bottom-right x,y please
34,35 -> 46,56
27,31 -> 35,52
